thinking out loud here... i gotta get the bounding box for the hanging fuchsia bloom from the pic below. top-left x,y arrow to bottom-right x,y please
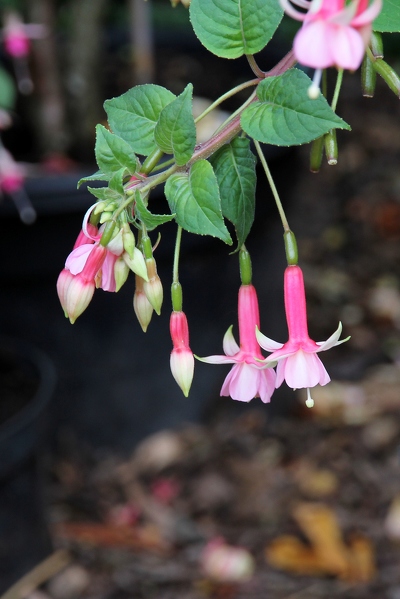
280,0 -> 382,71
197,285 -> 276,403
170,311 -> 194,397
3,11 -> 46,58
256,265 -> 348,406
57,244 -> 107,324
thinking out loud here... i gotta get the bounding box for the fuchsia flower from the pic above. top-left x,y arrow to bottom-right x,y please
256,265 -> 348,406
170,311 -> 194,397
3,11 -> 46,58
281,0 -> 382,71
198,285 -> 276,403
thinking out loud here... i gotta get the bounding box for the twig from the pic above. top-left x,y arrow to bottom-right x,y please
0,550 -> 71,599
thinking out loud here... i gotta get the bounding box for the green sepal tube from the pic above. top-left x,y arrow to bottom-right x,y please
100,219 -> 116,247
171,282 -> 183,312
239,247 -> 252,286
324,129 -> 338,166
361,53 -> 377,98
310,135 -> 324,173
141,234 -> 153,259
372,59 -> 400,98
284,230 -> 298,266
370,31 -> 384,59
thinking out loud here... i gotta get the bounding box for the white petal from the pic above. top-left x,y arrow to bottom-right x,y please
256,327 -> 283,352
284,351 -> 321,389
317,322 -> 350,352
195,354 -> 237,365
223,325 -> 240,356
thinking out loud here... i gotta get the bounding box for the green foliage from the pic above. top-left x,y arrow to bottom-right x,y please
133,191 -> 176,231
165,160 -> 232,244
104,85 -> 176,156
210,137 -> 256,248
0,67 -> 16,111
95,125 -> 139,176
241,69 -> 351,146
154,84 -> 196,165
374,0 -> 400,33
189,0 -> 283,58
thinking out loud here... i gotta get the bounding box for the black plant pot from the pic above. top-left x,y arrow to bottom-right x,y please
0,338 -> 57,592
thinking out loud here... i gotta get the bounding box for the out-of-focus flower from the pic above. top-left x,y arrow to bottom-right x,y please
257,265 -> 348,407
201,537 -> 255,582
197,284 -> 276,403
280,0 -> 382,71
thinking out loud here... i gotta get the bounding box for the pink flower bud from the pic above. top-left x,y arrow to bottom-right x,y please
170,311 -> 194,397
73,223 -> 98,249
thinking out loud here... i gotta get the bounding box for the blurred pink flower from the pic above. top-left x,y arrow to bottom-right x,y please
198,284 -> 276,403
280,0 -> 382,70
257,265 -> 348,406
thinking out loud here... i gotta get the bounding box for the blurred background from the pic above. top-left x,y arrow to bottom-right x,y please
1,0 -> 400,595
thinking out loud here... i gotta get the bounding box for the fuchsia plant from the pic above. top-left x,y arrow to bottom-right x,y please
56,0 -> 399,406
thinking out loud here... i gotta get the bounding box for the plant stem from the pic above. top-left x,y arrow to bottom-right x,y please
194,78 -> 260,124
331,68 -> 343,111
246,54 -> 265,78
172,225 -> 183,284
254,140 -> 290,232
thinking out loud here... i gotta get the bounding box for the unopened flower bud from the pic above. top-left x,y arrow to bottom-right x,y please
143,257 -> 163,315
372,58 -> 400,98
310,135 -> 324,173
361,53 -> 377,98
324,129 -> 338,166
170,311 -> 194,397
370,31 -> 384,60
134,275 -> 153,332
201,538 -> 255,582
122,223 -> 135,258
123,248 -> 148,281
99,210 -> 114,224
114,256 -> 130,292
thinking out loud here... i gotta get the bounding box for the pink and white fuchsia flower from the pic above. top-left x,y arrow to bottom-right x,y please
280,0 -> 382,71
170,311 -> 195,397
197,284 -> 276,403
256,265 -> 349,407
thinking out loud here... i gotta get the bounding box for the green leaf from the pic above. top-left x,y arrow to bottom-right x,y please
104,84 -> 176,156
108,168 -> 126,195
133,191 -> 176,230
0,67 -> 16,110
154,84 -> 196,165
87,186 -> 120,202
165,160 -> 232,244
189,0 -> 283,58
241,69 -> 350,146
373,0 -> 400,33
78,171 -> 110,188
210,137 -> 256,249
95,125 -> 139,175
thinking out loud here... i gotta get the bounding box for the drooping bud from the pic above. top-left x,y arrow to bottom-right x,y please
324,129 -> 338,166
361,53 -> 377,98
372,59 -> 400,98
370,32 -> 384,60
73,223 -> 98,249
310,135 -> 324,173
114,256 -> 130,292
143,257 -> 163,315
134,275 -> 153,332
169,311 -> 194,397
123,248 -> 148,281
122,223 -> 135,258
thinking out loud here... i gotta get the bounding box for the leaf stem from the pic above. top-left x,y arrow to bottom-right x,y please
246,54 -> 265,78
331,68 -> 343,112
254,140 -> 290,232
194,78 -> 260,124
173,225 -> 183,284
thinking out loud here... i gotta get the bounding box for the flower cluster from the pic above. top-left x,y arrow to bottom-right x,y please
199,265 -> 348,407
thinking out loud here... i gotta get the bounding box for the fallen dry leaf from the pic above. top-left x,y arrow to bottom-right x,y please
266,503 -> 375,583
54,521 -> 170,554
